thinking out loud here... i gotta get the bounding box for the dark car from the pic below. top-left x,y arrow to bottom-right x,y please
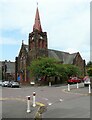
67,77 -> 81,84
11,81 -> 20,88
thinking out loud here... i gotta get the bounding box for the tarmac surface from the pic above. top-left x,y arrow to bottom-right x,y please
0,83 -> 91,119
2,99 -> 39,119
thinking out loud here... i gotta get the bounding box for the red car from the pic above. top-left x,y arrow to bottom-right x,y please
67,77 -> 81,84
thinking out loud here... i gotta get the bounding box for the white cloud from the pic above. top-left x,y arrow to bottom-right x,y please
64,48 -> 78,53
0,37 -> 21,45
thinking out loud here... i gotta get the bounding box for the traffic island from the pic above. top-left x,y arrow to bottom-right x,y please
34,105 -> 47,120
62,85 -> 90,96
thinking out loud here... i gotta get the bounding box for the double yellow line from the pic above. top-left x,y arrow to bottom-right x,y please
0,97 -> 46,106
36,102 -> 45,107
0,97 -> 26,101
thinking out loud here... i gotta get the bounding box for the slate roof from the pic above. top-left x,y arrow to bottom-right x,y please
24,44 -> 28,52
19,44 -> 78,65
48,49 -> 77,64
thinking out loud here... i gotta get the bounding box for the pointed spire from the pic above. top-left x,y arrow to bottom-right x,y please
22,40 -> 24,45
33,5 -> 42,32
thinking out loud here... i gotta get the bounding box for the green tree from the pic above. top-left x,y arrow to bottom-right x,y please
87,68 -> 92,76
55,64 -> 68,81
28,57 -> 82,84
86,61 -> 92,68
64,64 -> 81,78
86,61 -> 92,76
28,57 -> 57,81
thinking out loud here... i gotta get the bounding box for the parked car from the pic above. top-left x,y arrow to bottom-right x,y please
83,76 -> 91,87
7,81 -> 13,87
10,81 -> 20,88
2,81 -> 9,87
67,77 -> 81,84
83,76 -> 89,82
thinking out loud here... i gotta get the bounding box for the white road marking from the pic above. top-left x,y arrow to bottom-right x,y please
59,99 -> 63,102
42,98 -> 48,100
48,102 -> 52,105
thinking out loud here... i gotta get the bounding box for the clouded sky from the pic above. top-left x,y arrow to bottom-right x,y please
0,0 -> 91,63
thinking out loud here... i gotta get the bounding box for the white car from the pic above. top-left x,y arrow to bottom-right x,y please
84,76 -> 91,87
2,81 -> 9,87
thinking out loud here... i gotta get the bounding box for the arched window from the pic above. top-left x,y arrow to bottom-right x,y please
38,40 -> 40,48
42,40 -> 44,48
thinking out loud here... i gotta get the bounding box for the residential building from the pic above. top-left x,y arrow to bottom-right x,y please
1,60 -> 15,81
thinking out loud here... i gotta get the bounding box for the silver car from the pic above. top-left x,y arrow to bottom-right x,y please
2,81 -> 9,87
11,81 -> 20,88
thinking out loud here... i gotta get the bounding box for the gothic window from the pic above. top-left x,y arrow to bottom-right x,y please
33,41 -> 35,48
40,36 -> 43,39
38,40 -> 40,48
30,41 -> 35,49
30,41 -> 33,49
44,41 -> 46,48
40,40 -> 42,48
32,36 -> 34,40
42,40 -> 44,48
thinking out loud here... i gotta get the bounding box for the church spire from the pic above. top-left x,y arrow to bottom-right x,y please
33,5 -> 42,32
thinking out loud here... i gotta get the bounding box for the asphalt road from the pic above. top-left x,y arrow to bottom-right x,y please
0,83 -> 91,119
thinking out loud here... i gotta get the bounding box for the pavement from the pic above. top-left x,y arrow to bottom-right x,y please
68,87 -> 91,95
63,83 -> 92,96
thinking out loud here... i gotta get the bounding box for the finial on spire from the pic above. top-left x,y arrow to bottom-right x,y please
37,2 -> 38,6
22,40 -> 24,45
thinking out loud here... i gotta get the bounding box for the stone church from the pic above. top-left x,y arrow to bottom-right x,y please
15,6 -> 85,84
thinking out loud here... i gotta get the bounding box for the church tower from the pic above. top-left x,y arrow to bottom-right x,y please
28,6 -> 48,60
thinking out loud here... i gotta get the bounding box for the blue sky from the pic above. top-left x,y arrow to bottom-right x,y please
0,0 -> 91,63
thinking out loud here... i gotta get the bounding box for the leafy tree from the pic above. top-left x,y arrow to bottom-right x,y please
86,61 -> 92,76
28,57 -> 57,81
86,61 -> 92,67
55,64 -> 81,82
64,64 -> 81,78
28,57 -> 82,84
87,68 -> 92,76
55,64 -> 68,80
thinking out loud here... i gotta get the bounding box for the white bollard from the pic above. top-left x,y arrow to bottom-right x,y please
68,84 -> 70,91
49,82 -> 51,86
26,96 -> 31,113
33,92 -> 36,107
77,83 -> 79,89
89,84 -> 91,94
